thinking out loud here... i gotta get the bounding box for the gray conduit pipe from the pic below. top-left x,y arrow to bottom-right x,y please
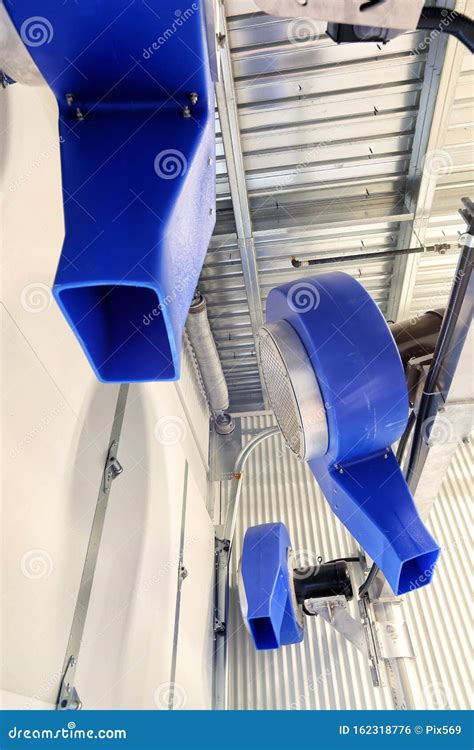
214,425 -> 281,711
186,291 -> 235,435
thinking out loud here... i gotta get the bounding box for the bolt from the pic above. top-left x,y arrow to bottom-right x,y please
189,92 -> 198,105
208,156 -> 213,166
216,32 -> 226,48
66,93 -> 75,106
75,107 -> 85,121
339,468 -> 344,474
462,436 -> 469,444
384,453 -> 388,459
209,208 -> 213,215
182,105 -> 192,118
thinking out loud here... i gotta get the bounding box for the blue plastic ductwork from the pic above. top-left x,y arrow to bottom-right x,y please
239,522 -> 304,650
7,1 -> 215,382
265,272 -> 440,596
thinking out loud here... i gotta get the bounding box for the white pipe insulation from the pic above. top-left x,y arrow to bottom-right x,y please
186,292 -> 235,435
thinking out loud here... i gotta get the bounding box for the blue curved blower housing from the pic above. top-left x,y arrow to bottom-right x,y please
7,1 -> 215,382
265,272 -> 440,596
240,523 -> 303,650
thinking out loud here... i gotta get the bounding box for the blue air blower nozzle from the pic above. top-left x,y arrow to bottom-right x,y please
254,272 -> 440,600
6,1 -> 216,382
239,522 -> 354,650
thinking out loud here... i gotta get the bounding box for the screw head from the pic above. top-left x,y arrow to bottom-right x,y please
182,105 -> 191,118
189,92 -> 198,105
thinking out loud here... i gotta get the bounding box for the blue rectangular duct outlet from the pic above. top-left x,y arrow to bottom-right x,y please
7,1 -> 216,382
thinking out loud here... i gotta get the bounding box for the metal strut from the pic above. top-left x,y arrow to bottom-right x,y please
56,384 -> 129,710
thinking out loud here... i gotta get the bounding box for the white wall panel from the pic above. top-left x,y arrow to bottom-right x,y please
1,79 -> 213,710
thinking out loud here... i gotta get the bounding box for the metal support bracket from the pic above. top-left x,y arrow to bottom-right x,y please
56,384 -> 128,710
305,593 -> 414,692
57,656 -> 82,711
213,536 -> 230,709
103,440 -> 123,492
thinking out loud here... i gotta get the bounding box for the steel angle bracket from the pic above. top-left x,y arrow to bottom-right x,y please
56,384 -> 128,710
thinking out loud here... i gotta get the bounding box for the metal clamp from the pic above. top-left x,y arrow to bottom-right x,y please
57,656 -> 82,711
103,440 -> 123,492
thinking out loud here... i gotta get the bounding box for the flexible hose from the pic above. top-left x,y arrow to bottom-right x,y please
417,7 -> 474,53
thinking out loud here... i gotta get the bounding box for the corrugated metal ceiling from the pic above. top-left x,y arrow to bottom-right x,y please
198,2 -> 473,412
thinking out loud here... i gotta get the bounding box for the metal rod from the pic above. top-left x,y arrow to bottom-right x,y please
291,244 -> 450,269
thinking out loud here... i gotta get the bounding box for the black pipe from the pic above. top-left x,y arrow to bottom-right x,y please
406,240 -> 473,485
417,7 -> 474,53
390,310 -> 444,370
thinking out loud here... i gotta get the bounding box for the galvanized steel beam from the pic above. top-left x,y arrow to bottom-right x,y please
387,1 -> 468,322
215,5 -> 266,402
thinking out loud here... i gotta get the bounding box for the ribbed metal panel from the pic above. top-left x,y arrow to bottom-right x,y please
199,7 -> 443,412
226,415 -> 472,710
411,46 -> 474,316
227,414 -> 395,710
403,439 -> 473,710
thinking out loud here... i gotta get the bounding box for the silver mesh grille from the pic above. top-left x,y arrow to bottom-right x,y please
258,328 -> 304,459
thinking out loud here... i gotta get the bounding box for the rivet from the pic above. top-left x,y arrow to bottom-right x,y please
182,105 -> 192,118
189,92 -> 198,105
66,93 -> 75,106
